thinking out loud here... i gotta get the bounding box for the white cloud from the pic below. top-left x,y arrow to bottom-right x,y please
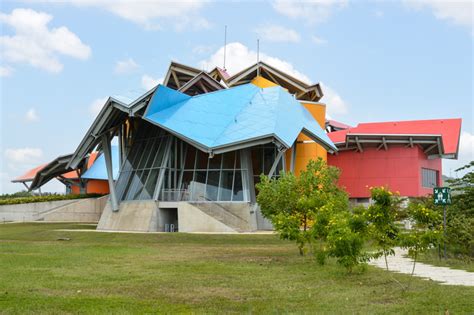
443,130 -> 474,177
142,74 -> 163,90
254,24 -> 301,43
403,0 -> 472,30
0,66 -> 13,77
200,42 -> 349,118
89,97 -> 108,116
320,82 -> 349,116
114,58 -> 139,74
5,148 -> 43,164
44,0 -> 210,31
25,108 -> 39,122
0,8 -> 91,73
311,35 -> 328,45
199,42 -> 311,83
272,0 -> 348,24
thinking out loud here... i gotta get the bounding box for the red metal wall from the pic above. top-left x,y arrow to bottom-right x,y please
327,145 -> 441,198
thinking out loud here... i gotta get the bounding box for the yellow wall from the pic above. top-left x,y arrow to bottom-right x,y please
290,102 -> 328,175
251,76 -> 328,175
251,76 -> 278,88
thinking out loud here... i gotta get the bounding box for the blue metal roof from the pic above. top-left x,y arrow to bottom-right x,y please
82,146 -> 120,180
144,84 -> 337,153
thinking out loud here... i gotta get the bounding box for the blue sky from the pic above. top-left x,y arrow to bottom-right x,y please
1,0 -> 472,193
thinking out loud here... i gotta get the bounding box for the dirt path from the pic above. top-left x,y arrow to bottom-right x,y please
369,247 -> 474,286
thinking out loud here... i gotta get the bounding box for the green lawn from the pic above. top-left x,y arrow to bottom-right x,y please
0,223 -> 473,314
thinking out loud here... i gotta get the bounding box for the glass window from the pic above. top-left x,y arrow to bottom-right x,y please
263,147 -> 275,174
191,171 -> 207,200
422,168 -> 438,188
232,171 -> 244,201
184,147 -> 196,169
206,171 -> 220,201
208,155 -> 222,169
195,150 -> 208,169
222,151 -> 235,169
219,170 -> 234,201
251,147 -> 263,176
140,169 -> 159,200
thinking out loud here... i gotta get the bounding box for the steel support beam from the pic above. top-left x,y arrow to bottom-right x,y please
268,149 -> 285,178
101,134 -> 119,211
290,142 -> 297,173
153,137 -> 173,201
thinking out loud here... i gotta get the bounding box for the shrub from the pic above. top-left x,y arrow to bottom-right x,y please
0,193 -> 104,206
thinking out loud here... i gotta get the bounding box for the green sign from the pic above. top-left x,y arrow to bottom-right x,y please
433,187 -> 451,205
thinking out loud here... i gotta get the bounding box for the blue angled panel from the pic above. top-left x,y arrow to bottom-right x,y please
143,83 -> 336,152
82,146 -> 120,180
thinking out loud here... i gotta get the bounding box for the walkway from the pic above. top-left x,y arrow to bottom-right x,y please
369,247 -> 474,286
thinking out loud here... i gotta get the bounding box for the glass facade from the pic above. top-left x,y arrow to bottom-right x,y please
115,121 -> 259,202
251,145 -> 284,187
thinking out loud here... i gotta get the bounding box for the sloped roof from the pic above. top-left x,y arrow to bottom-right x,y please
12,163 -> 48,183
144,84 -> 336,154
82,146 -> 120,180
326,119 -> 352,131
328,118 -> 462,157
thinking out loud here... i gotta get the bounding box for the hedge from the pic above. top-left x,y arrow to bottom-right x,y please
0,193 -> 105,206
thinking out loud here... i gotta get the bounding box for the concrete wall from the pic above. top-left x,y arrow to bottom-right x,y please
0,197 -> 107,222
0,199 -> 83,222
97,200 -> 159,232
177,203 -> 237,233
96,200 -> 261,233
43,196 -> 108,222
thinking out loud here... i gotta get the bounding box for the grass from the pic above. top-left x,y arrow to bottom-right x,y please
0,223 -> 473,314
415,248 -> 474,272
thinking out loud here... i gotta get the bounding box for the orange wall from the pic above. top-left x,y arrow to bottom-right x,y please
70,179 -> 110,195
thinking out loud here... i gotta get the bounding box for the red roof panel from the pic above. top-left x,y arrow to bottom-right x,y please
328,118 -> 462,155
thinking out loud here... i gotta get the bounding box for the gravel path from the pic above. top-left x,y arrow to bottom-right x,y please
369,247 -> 474,286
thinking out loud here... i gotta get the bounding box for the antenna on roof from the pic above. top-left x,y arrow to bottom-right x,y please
223,25 -> 227,70
257,39 -> 260,76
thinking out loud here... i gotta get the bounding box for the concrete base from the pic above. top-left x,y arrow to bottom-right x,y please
96,200 -> 266,233
43,196 -> 108,222
97,200 -> 159,232
0,197 -> 107,223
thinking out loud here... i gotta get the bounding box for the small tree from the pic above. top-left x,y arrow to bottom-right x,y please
257,158 -> 348,256
326,209 -> 370,273
401,202 -> 443,277
365,187 -> 402,271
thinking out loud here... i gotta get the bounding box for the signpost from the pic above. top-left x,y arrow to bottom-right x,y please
433,187 -> 451,258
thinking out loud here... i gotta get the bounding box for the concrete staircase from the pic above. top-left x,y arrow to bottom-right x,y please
188,202 -> 252,232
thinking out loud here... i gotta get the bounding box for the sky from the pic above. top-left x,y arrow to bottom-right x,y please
0,0 -> 473,194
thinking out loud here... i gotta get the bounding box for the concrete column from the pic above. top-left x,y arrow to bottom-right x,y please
101,134 -> 119,211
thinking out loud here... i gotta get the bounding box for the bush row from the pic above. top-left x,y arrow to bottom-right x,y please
0,193 -> 105,205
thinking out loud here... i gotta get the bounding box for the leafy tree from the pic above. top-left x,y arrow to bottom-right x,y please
326,209 -> 370,273
447,161 -> 474,217
365,187 -> 402,271
401,202 -> 443,277
257,158 -> 348,256
446,161 -> 474,257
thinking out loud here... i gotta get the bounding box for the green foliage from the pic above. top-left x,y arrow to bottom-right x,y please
401,203 -> 443,261
0,191 -> 34,200
364,187 -> 401,266
257,158 -> 347,256
447,161 -> 474,217
257,158 -> 372,272
0,193 -> 104,205
326,211 -> 370,272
